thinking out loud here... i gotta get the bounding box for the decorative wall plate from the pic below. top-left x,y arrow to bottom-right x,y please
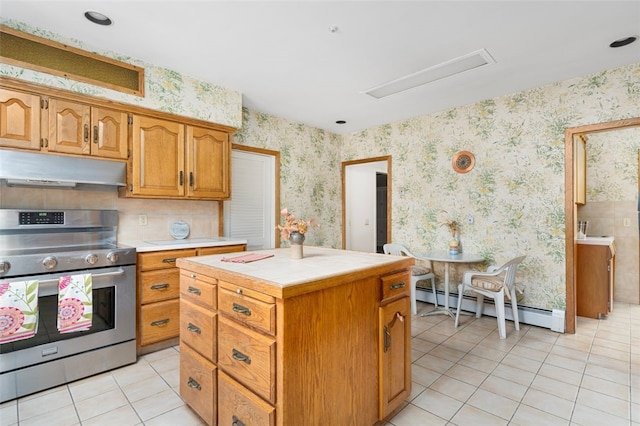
452,151 -> 475,174
170,221 -> 190,239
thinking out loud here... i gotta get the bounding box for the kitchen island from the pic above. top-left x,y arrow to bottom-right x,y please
177,246 -> 414,426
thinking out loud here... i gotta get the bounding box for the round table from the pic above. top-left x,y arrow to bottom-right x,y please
417,251 -> 484,319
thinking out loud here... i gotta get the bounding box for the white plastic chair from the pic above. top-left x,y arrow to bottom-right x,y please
454,255 -> 526,339
383,243 -> 437,315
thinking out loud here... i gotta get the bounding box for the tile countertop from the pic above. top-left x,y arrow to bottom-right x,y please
119,237 -> 248,252
576,236 -> 615,246
177,246 -> 412,288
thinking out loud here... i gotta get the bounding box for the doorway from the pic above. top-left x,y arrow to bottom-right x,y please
564,117 -> 640,334
342,156 -> 391,252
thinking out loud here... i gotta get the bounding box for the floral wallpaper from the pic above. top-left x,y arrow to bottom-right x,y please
341,62 -> 640,311
233,109 -> 343,249
0,18 -> 242,128
585,128 -> 640,202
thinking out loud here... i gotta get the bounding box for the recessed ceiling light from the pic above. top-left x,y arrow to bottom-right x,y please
609,36 -> 637,48
84,11 -> 112,26
335,120 -> 346,124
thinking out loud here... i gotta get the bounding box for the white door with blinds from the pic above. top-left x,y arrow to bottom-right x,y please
223,149 -> 276,250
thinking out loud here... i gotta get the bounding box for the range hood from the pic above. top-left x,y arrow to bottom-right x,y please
0,149 -> 126,189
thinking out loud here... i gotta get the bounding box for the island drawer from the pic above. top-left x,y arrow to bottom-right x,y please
218,283 -> 276,336
139,299 -> 179,346
138,249 -> 197,271
181,271 -> 217,309
180,299 -> 217,362
218,371 -> 275,426
380,270 -> 411,302
139,269 -> 180,304
217,317 -> 276,404
180,343 -> 217,426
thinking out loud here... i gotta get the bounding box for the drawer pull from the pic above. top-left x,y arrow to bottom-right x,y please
187,286 -> 202,295
150,318 -> 170,327
187,323 -> 201,334
232,348 -> 251,364
162,258 -> 177,263
232,303 -> 251,316
187,377 -> 201,391
390,281 -> 406,290
232,416 -> 247,426
150,283 -> 170,290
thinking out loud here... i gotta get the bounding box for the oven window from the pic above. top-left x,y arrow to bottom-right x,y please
0,287 -> 115,354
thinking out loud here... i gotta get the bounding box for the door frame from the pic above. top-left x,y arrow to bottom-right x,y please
341,156 -> 392,250
564,116 -> 640,334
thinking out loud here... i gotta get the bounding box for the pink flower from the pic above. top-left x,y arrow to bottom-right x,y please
0,306 -> 25,337
58,298 -> 84,328
0,282 -> 9,296
58,276 -> 71,290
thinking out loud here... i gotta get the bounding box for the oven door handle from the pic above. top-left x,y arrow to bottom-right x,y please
37,269 -> 126,285
36,269 -> 128,296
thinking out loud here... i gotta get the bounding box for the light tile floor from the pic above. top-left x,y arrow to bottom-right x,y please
2,301 -> 639,425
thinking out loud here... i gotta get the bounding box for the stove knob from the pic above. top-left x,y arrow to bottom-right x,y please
106,252 -> 119,264
43,256 -> 58,270
0,261 -> 10,274
85,254 -> 99,265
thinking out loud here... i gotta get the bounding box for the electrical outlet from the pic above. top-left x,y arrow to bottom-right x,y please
138,214 -> 148,226
623,218 -> 631,227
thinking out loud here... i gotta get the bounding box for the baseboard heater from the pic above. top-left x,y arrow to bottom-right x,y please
416,289 -> 559,331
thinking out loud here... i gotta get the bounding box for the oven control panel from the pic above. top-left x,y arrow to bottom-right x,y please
19,211 -> 64,225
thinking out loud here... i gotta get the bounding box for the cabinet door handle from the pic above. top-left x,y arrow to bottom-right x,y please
384,325 -> 391,353
150,318 -> 170,327
187,377 -> 201,391
189,171 -> 194,187
179,171 -> 184,186
187,286 -> 201,295
390,281 -> 406,290
150,283 -> 170,290
232,416 -> 247,426
93,125 -> 99,144
162,258 -> 177,264
232,348 -> 251,364
83,124 -> 89,142
232,303 -> 251,316
187,323 -> 201,334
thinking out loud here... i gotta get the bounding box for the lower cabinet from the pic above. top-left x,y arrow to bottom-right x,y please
577,242 -> 615,319
218,371 -> 275,426
137,244 -> 245,354
178,258 -> 412,426
379,296 -> 411,418
180,344 -> 217,426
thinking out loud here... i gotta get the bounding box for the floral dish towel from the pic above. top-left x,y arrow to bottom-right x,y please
0,280 -> 39,344
58,274 -> 93,333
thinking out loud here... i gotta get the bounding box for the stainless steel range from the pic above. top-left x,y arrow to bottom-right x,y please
0,209 -> 136,402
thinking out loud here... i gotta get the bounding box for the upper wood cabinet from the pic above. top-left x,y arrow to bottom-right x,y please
48,98 -> 128,160
130,114 -> 185,197
0,87 -> 127,160
186,125 -> 230,199
127,114 -> 230,200
0,88 -> 41,150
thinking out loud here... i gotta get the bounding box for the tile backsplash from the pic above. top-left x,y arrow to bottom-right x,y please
0,186 -> 220,242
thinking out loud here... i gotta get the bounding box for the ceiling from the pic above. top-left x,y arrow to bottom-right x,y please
1,1 -> 639,135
